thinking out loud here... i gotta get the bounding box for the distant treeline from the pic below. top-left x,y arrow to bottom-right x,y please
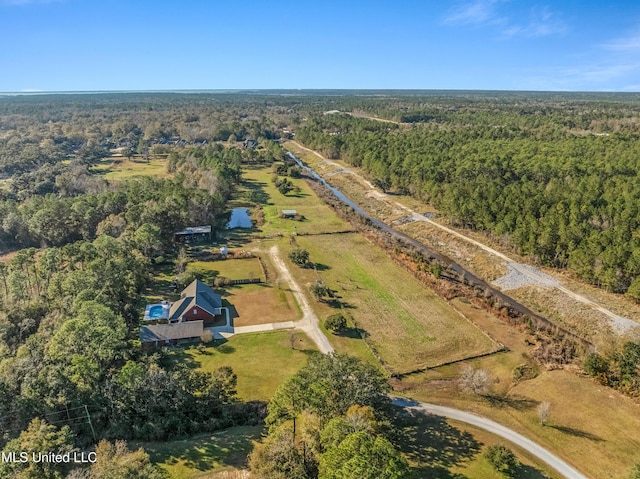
296,105 -> 640,296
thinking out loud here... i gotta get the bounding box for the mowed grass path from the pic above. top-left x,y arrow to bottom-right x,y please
291,234 -> 496,375
240,166 -> 351,235
184,331 -> 317,401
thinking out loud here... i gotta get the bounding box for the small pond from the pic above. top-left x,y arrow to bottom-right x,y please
227,208 -> 252,229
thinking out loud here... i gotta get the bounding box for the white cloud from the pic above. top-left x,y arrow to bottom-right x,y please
443,0 -> 506,26
602,34 -> 640,51
503,6 -> 567,38
444,2 -> 566,38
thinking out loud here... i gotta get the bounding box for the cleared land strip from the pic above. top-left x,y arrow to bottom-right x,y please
289,141 -> 638,334
324,110 -> 402,125
392,398 -> 589,479
292,233 -> 498,374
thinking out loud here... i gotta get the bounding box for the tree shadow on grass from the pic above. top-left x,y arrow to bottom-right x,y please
324,299 -> 356,309
158,347 -> 199,370
485,394 -> 538,412
145,426 -> 264,473
335,327 -> 369,339
216,342 -> 236,354
514,464 -> 554,479
393,409 -> 481,478
220,228 -> 259,248
549,425 -> 603,442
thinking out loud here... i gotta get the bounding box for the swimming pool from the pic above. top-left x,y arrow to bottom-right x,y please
144,302 -> 170,321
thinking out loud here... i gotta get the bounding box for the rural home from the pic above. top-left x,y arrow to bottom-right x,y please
169,279 -> 222,324
139,279 -> 226,348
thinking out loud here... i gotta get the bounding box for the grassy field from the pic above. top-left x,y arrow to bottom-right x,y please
403,370 -> 640,479
398,299 -> 640,479
181,331 -> 317,401
187,257 -> 264,282
141,426 -> 262,479
92,155 -> 171,180
238,166 -> 351,235
283,233 -> 497,375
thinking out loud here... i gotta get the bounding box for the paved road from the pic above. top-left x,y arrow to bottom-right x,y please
392,398 -> 590,479
289,141 -> 638,334
268,245 -> 335,354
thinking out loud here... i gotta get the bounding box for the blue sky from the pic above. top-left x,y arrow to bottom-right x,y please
1,0 -> 639,92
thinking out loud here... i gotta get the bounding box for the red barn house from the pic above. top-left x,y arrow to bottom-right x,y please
168,279 -> 222,325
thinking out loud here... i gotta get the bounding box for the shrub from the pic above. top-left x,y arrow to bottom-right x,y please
288,248 -> 310,267
459,365 -> 493,396
485,444 -> 519,476
325,313 -> 347,334
310,280 -> 332,301
583,353 -> 610,377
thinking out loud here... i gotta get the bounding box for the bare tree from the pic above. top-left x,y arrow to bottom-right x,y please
459,365 -> 493,396
201,330 -> 214,344
538,401 -> 551,425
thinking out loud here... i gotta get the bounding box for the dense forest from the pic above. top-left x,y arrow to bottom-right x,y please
0,95 -> 277,478
2,91 -> 640,477
295,98 -> 640,296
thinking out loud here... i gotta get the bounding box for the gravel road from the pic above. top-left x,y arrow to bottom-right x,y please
268,245 -> 334,354
290,141 -> 638,334
392,398 -> 590,479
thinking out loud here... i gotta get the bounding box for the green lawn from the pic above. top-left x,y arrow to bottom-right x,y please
188,257 -> 264,282
238,166 -> 351,235
183,331 -> 318,401
286,234 -> 497,375
140,426 -> 262,479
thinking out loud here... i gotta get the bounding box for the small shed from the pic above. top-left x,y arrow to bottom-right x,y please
174,225 -> 212,243
281,209 -> 298,219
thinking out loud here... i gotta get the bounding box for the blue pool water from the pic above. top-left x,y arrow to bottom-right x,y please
148,305 -> 164,318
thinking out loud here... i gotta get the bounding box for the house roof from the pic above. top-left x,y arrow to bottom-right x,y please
139,321 -> 204,343
175,225 -> 211,236
169,279 -> 222,320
